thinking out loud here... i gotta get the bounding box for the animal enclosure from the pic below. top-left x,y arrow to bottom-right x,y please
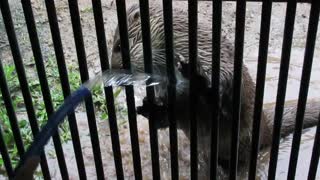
0,0 -> 319,179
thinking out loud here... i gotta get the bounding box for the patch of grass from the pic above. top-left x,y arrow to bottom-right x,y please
80,6 -> 93,13
0,55 -> 123,175
0,64 -> 29,168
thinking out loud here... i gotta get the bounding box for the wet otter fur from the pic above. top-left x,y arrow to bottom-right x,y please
111,3 -> 320,173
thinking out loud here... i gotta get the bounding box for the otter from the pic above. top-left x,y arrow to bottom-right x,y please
110,3 -> 320,172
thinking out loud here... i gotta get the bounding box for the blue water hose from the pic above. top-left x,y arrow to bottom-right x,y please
12,71 -> 169,179
13,86 -> 91,179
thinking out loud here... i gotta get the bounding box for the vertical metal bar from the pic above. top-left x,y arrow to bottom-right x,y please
248,0 -> 272,179
91,0 -> 131,179
0,50 -> 31,177
188,0 -> 198,179
287,0 -> 320,178
210,0 -> 222,179
91,0 -> 109,71
113,1 -> 131,71
0,124 -> 14,178
162,0 -> 179,179
66,0 -> 105,179
44,0 -> 87,179
0,1 -> 52,179
267,0 -> 297,179
138,1 -> 161,179
0,59 -> 16,179
229,0 -> 246,179
0,13 -> 25,159
20,1 -> 70,179
308,114 -> 320,180
115,1 -> 155,179
137,0 -> 165,179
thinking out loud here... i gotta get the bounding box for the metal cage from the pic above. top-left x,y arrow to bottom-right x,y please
0,0 -> 319,179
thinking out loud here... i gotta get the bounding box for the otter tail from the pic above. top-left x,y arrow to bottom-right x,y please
263,99 -> 320,137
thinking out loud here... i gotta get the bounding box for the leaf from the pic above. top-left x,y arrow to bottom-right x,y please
19,119 -> 28,128
101,112 -> 108,120
0,158 -> 4,167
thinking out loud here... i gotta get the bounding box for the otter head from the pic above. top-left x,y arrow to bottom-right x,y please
111,4 -> 174,129
111,4 -> 167,74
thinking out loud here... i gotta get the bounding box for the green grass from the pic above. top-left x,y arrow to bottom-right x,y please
80,6 -> 93,13
0,55 -> 123,176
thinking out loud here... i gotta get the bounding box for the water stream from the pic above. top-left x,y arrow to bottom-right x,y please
83,69 -> 165,90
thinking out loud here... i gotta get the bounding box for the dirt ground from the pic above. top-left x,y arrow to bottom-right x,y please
0,0 -> 320,179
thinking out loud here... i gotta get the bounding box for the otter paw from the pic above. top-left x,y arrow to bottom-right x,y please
136,97 -> 166,117
136,105 -> 149,118
136,97 -> 150,117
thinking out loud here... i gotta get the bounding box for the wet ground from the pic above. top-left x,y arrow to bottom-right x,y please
0,0 -> 320,179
